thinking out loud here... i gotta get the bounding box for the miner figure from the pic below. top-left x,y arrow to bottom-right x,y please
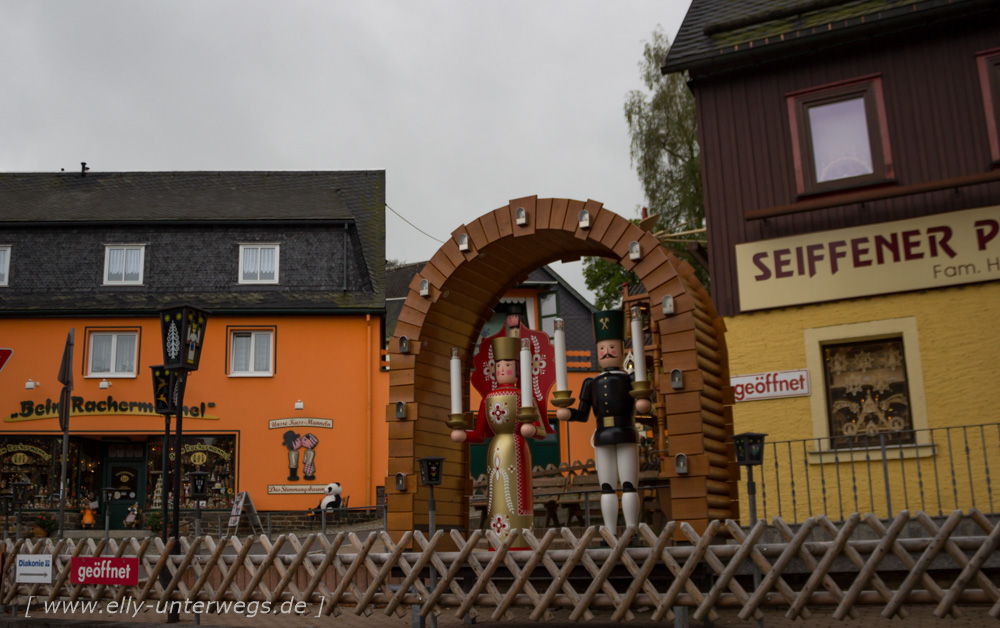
556,310 -> 651,529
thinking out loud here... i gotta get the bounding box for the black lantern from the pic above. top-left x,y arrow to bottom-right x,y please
733,432 -> 767,467
187,471 -> 210,500
150,365 -> 185,415
11,481 -> 32,506
159,305 -> 208,371
418,456 -> 445,487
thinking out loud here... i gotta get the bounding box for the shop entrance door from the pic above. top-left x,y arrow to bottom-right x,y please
103,460 -> 146,530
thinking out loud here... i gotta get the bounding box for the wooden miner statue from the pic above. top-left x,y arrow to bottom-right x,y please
556,310 -> 652,529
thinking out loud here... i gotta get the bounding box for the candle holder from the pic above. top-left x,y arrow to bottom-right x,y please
517,406 -> 539,421
629,380 -> 653,399
550,389 -> 575,408
446,412 -> 469,430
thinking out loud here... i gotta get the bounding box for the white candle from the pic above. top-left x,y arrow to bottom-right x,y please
450,347 -> 462,415
630,306 -> 647,382
554,318 -> 568,392
520,338 -> 532,409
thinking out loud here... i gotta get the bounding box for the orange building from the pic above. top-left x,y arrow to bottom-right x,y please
0,170 -> 388,528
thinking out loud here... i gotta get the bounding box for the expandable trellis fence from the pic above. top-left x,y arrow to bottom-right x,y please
3,510 -> 1000,622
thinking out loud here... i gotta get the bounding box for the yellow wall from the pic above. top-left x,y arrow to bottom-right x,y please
1,314 -> 388,512
725,282 -> 1000,522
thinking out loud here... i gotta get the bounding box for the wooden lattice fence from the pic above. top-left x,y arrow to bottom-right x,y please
3,509 -> 1000,622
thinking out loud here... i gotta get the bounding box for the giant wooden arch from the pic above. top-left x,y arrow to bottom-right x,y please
386,197 -> 737,538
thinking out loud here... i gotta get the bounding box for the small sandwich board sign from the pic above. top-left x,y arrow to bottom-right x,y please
16,554 -> 52,584
227,491 -> 262,536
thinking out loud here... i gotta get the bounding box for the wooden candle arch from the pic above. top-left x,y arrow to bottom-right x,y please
386,197 -> 737,539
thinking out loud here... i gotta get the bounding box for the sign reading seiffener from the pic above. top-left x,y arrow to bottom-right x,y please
736,205 -> 1000,311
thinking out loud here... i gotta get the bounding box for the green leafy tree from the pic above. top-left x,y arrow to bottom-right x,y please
584,27 -> 706,307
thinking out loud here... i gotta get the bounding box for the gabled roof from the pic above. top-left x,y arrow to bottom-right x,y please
0,170 -> 386,315
0,171 -> 379,223
663,0 -> 995,75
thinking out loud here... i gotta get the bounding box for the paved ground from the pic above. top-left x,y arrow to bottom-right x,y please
3,602 -> 996,627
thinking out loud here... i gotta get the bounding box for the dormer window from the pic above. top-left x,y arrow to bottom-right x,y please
103,245 -> 144,285
787,75 -> 894,196
0,245 -> 10,286
239,244 -> 279,284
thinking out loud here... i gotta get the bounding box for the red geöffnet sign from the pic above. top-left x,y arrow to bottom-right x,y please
70,557 -> 139,585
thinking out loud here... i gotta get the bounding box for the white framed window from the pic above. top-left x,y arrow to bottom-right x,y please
0,245 -> 10,286
239,244 -> 280,284
103,245 -> 145,285
87,331 -> 138,377
229,330 -> 273,376
539,291 -> 560,337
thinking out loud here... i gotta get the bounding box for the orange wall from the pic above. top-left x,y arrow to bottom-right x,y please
1,315 -> 388,511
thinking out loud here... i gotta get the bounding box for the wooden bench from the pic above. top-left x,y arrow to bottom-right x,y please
558,473 -> 602,527
532,475 -> 569,528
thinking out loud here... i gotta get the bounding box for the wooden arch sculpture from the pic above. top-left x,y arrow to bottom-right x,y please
386,197 -> 737,538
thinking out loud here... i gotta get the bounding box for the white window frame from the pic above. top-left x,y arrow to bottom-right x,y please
229,329 -> 274,377
238,243 -> 280,285
103,244 -> 145,285
0,245 -> 10,287
804,317 -> 931,462
87,331 -> 139,377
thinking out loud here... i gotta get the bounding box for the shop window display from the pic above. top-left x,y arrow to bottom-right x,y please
147,435 -> 235,510
823,338 -> 914,448
0,437 -> 100,510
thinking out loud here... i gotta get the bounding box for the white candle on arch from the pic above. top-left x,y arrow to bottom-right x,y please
630,306 -> 647,382
449,347 -> 462,415
553,318 -> 568,392
519,338 -> 532,409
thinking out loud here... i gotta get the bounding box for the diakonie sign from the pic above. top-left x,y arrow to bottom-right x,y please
736,205 -> 1000,311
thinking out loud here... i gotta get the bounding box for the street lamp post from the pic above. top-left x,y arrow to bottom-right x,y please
1,494 -> 12,541
418,457 -> 445,628
101,487 -> 116,545
156,305 -> 208,624
12,481 -> 32,539
733,432 -> 767,628
187,471 -> 209,538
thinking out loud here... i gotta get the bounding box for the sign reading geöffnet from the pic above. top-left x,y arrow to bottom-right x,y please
736,205 -> 1000,311
70,557 -> 139,586
731,370 -> 810,402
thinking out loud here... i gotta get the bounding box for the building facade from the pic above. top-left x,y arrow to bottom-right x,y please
665,0 -> 1000,521
0,171 -> 387,527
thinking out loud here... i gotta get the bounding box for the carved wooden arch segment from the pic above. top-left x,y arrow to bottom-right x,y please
385,197 -> 735,538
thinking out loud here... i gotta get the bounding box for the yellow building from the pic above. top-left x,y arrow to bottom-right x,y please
664,1 -> 1000,522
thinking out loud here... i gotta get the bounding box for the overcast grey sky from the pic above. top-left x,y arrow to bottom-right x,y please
0,1 -> 690,302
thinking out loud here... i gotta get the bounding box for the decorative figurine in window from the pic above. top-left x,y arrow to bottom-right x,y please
556,310 -> 652,530
451,318 -> 555,548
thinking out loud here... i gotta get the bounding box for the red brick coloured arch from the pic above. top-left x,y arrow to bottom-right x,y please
386,197 -> 736,538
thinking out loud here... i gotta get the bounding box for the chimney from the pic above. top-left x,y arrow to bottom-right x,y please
81,162 -> 89,177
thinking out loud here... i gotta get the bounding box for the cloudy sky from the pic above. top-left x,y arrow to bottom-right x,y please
1,1 -> 690,301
